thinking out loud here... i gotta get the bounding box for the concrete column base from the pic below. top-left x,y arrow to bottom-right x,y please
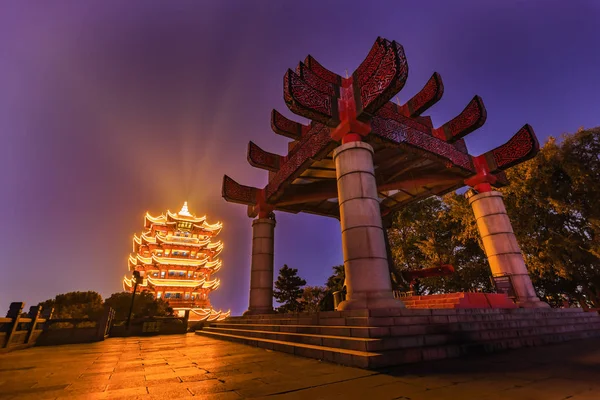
334,141 -> 404,311
243,309 -> 277,316
337,294 -> 404,311
516,299 -> 551,308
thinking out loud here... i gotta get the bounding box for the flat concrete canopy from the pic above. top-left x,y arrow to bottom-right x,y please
1,334 -> 599,399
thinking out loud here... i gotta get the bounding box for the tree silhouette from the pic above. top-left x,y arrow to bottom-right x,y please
104,291 -> 173,319
38,291 -> 104,319
301,286 -> 327,313
273,264 -> 306,313
319,265 -> 345,311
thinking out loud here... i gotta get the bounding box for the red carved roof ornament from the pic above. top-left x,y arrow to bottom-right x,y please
221,37 -> 541,219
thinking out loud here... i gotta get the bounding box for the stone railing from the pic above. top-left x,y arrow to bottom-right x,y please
35,305 -> 116,346
1,302 -> 191,351
110,310 -> 190,337
109,310 -> 190,337
0,302 -> 117,350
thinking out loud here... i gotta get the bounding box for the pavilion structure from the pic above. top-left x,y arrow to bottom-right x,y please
197,37 -> 600,369
124,202 -> 231,322
222,37 -> 547,313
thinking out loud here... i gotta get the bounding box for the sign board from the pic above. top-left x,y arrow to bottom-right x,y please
492,276 -> 516,299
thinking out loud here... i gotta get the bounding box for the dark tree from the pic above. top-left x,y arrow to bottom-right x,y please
500,127 -> 600,307
300,286 -> 328,313
319,265 -> 345,311
385,127 -> 600,307
388,196 -> 491,295
273,264 -> 307,313
38,291 -> 104,319
104,291 -> 173,320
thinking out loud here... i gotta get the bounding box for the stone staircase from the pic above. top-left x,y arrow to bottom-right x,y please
195,308 -> 600,369
400,292 -> 518,309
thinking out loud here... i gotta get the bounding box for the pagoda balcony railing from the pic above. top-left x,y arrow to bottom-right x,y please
146,275 -> 211,281
165,235 -> 205,243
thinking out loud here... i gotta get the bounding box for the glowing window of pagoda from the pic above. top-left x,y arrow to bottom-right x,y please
174,293 -> 181,299
164,249 -> 170,256
152,271 -> 158,277
168,271 -> 175,277
193,272 -> 197,278
160,271 -> 166,278
173,250 -> 179,256
184,292 -> 190,299
179,271 -> 185,277
191,294 -> 195,300
157,292 -> 162,298
164,293 -> 171,299
187,271 -> 193,277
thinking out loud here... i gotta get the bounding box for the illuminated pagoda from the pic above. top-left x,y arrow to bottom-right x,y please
123,202 -> 230,321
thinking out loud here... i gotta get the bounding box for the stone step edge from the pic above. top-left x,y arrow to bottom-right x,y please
370,329 -> 600,368
195,329 -> 380,358
196,324 -> 600,369
219,314 -> 598,327
202,326 -> 380,342
210,316 -> 599,335
204,321 -> 600,348
225,308 -> 587,320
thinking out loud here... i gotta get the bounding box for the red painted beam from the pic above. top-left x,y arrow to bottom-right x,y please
247,141 -> 285,172
432,95 -> 487,143
398,72 -> 444,117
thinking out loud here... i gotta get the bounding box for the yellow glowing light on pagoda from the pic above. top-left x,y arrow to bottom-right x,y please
178,201 -> 192,217
146,276 -> 214,288
123,202 -> 228,322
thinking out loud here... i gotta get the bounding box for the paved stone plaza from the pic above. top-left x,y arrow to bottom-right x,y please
1,334 -> 599,400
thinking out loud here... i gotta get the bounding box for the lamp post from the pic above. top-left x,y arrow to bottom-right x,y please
126,271 -> 141,330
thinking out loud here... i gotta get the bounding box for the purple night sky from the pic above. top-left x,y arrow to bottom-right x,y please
1,1 -> 599,316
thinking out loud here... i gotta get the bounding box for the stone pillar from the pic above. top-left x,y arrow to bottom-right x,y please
245,216 -> 277,315
334,141 -> 404,310
467,190 -> 549,308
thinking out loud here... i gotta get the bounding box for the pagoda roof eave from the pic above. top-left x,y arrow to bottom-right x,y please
145,276 -> 220,289
166,210 -> 207,224
152,254 -> 209,266
144,212 -> 166,228
128,255 -> 222,271
155,235 -> 211,248
192,222 -> 223,233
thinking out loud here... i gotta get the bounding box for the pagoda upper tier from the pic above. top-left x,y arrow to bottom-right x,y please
123,202 -> 230,321
143,207 -> 223,233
